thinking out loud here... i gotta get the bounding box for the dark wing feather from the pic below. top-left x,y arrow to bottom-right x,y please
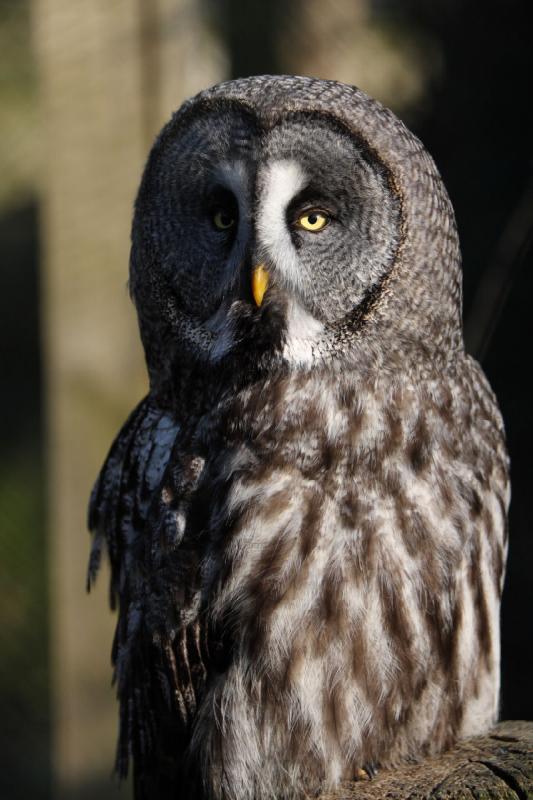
88,396 -> 178,599
88,397 -> 203,796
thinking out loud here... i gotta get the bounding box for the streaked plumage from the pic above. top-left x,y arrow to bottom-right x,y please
88,75 -> 509,800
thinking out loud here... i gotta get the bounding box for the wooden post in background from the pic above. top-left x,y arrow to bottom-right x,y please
33,2 -> 225,796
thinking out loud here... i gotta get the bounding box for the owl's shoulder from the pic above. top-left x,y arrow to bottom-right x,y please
87,394 -> 180,598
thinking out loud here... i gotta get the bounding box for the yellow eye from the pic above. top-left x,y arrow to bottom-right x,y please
297,211 -> 329,232
213,209 -> 236,230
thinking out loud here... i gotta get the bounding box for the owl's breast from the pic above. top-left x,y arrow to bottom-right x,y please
189,364 -> 508,778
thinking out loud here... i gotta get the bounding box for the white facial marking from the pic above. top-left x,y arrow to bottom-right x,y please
203,161 -> 251,361
256,160 -> 307,294
216,159 -> 251,283
283,299 -> 324,366
255,160 -> 325,365
205,302 -> 237,362
215,160 -> 248,205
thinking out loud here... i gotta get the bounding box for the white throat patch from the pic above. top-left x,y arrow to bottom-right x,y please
283,299 -> 324,366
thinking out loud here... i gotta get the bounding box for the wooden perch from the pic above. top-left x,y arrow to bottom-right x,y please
320,721 -> 533,799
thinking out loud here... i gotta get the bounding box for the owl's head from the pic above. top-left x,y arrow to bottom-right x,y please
130,76 -> 463,396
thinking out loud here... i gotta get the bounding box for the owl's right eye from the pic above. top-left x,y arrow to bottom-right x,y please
212,209 -> 236,231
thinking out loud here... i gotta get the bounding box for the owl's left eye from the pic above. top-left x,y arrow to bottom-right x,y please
296,211 -> 329,232
212,209 -> 236,231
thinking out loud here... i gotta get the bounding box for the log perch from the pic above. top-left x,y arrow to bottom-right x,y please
320,721 -> 533,799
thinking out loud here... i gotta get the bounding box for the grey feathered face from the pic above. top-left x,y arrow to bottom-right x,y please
130,98 -> 402,377
257,115 -> 401,327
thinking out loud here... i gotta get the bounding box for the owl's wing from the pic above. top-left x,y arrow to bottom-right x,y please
88,395 -> 179,601
87,396 -> 184,783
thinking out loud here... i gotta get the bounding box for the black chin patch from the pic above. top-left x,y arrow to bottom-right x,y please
224,291 -> 287,382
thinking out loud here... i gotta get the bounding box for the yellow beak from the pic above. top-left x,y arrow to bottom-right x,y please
251,265 -> 269,307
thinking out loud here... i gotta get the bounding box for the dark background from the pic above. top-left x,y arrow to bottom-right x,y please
1,0 -> 531,797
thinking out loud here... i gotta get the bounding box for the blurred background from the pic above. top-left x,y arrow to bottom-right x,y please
0,0 -> 531,798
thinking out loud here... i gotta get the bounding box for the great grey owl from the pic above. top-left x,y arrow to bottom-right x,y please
88,75 -> 510,800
